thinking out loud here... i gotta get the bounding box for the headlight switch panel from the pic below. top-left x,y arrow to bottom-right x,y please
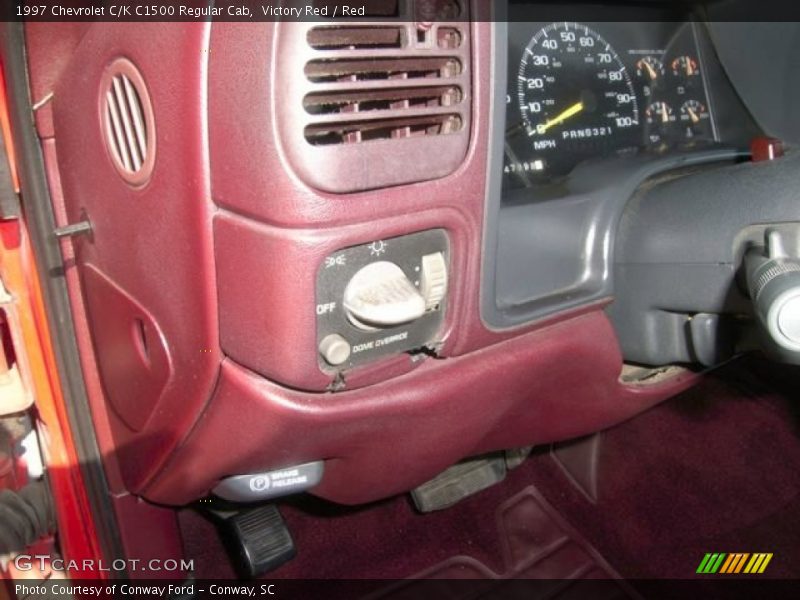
316,229 -> 449,370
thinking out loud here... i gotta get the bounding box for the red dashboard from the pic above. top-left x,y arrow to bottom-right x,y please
23,12 -> 700,508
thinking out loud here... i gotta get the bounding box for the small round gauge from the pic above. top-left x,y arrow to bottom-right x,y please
671,56 -> 700,79
679,99 -> 712,139
645,101 -> 676,143
635,56 -> 665,83
515,21 -> 640,180
679,99 -> 708,123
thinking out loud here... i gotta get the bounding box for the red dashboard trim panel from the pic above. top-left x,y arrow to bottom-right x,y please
146,310 -> 699,505
46,23 -> 221,492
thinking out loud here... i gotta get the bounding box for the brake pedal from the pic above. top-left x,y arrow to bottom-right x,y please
411,454 -> 507,513
212,504 -> 296,578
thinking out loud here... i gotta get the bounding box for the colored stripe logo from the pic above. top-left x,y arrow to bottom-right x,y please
697,553 -> 773,574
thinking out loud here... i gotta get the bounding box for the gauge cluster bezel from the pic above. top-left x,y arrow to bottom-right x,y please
481,4 -> 762,332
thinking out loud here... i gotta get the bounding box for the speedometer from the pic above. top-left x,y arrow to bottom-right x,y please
516,22 -> 640,180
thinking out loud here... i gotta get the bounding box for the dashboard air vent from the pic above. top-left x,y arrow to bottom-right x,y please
302,33 -> 466,147
275,3 -> 472,193
100,58 -> 156,187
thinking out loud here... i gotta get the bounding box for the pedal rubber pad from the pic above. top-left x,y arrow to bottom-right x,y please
411,454 -> 507,513
220,504 -> 296,578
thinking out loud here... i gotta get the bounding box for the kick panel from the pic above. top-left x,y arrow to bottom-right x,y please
316,229 -> 449,370
81,265 -> 172,432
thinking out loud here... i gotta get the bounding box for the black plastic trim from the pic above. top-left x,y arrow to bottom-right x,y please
0,113 -> 20,219
479,8 -> 748,331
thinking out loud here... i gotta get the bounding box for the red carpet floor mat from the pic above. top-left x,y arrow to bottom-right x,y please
371,486 -> 637,599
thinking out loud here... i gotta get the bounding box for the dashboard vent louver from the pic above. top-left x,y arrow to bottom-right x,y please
275,2 -> 471,192
100,58 -> 156,187
307,26 -> 406,50
302,26 -> 467,147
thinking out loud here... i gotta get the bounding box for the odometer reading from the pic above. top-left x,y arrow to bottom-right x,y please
516,22 -> 640,180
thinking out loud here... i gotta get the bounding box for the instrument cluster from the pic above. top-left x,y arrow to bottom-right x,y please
503,17 -> 718,190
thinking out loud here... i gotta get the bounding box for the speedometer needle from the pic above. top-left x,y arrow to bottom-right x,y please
533,101 -> 585,135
